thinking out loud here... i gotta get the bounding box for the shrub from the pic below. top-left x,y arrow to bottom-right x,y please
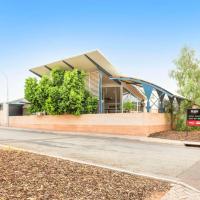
25,69 -> 98,115
174,100 -> 200,131
123,101 -> 135,112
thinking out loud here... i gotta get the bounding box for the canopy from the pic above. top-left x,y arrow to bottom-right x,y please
110,76 -> 185,100
30,50 -> 119,77
29,50 -> 185,103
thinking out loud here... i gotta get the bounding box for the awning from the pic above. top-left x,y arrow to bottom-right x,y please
110,76 -> 185,101
30,50 -> 119,77
29,50 -> 184,102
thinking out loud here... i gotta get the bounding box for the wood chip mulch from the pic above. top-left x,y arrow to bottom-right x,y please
149,130 -> 200,142
0,149 -> 170,200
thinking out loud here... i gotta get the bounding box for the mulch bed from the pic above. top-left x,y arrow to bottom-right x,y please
149,131 -> 200,142
0,149 -> 170,200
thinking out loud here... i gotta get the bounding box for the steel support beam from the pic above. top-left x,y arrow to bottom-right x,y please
156,90 -> 165,113
44,65 -> 52,71
120,84 -> 123,113
84,54 -> 109,75
99,71 -> 103,113
142,83 -> 153,112
84,54 -> 121,85
168,96 -> 174,105
29,69 -> 42,78
62,60 -> 74,69
110,77 -> 174,97
168,95 -> 174,129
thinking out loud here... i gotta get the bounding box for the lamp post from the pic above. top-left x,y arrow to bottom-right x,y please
0,72 -> 9,126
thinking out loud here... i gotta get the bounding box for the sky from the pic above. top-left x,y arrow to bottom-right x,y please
0,0 -> 200,102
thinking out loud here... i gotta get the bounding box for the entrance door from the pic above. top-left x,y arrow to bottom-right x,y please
103,87 -> 121,113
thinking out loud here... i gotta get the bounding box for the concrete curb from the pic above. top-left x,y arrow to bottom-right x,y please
1,144 -> 200,194
184,142 -> 200,148
0,126 -> 189,146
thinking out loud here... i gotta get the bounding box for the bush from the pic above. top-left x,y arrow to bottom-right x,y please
123,101 -> 135,112
83,91 -> 98,114
174,100 -> 200,131
25,69 -> 98,115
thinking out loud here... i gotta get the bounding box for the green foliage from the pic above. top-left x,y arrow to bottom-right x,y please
25,69 -> 98,115
25,77 -> 42,113
170,47 -> 200,131
174,100 -> 200,131
170,47 -> 200,105
45,86 -> 62,115
51,69 -> 65,86
83,91 -> 98,114
123,101 -> 135,112
37,76 -> 51,111
60,70 -> 86,115
174,100 -> 191,131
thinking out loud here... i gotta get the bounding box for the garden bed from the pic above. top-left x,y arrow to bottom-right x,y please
0,149 -> 170,200
149,130 -> 200,142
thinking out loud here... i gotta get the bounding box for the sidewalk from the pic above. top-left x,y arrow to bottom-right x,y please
161,184 -> 200,200
0,126 -> 200,198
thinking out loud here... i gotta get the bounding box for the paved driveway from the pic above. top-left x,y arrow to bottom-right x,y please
0,128 -> 200,190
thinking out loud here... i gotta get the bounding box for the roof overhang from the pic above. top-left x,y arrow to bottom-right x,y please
29,50 -> 185,101
30,50 -> 119,77
110,76 -> 186,101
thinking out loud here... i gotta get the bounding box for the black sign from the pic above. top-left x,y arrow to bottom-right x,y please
187,109 -> 200,126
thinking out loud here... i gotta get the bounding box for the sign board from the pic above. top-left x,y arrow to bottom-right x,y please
187,109 -> 200,126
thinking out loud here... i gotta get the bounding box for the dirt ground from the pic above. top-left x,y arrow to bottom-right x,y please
150,130 -> 200,142
0,148 -> 170,200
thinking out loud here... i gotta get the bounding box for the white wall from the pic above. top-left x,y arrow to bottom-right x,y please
0,103 -> 9,126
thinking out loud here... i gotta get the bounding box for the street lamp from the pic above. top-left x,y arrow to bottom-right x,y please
0,72 -> 9,126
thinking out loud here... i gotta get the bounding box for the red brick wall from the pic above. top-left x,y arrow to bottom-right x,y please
8,113 -> 171,136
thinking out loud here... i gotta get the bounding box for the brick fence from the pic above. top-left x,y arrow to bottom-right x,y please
6,113 -> 171,136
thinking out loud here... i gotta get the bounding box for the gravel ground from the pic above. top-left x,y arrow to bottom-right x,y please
0,149 -> 170,200
149,131 -> 200,142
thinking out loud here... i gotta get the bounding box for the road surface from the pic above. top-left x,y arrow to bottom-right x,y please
0,128 -> 200,190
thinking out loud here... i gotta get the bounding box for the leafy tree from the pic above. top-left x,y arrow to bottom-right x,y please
25,69 -> 98,115
45,86 -> 62,115
60,70 -> 86,115
83,91 -> 98,114
25,77 -> 41,113
170,47 -> 200,104
37,76 -> 52,111
51,69 -> 65,86
170,47 -> 200,130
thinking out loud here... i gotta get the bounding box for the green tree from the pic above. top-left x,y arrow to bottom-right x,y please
25,69 -> 98,115
51,69 -> 65,86
170,47 -> 200,130
60,70 -> 86,115
24,77 -> 41,113
37,76 -> 52,112
83,91 -> 98,114
170,47 -> 200,104
45,86 -> 62,115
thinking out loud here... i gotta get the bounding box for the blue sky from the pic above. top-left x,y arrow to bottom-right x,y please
0,0 -> 200,101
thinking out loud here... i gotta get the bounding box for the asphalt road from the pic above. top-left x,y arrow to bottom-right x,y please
0,128 -> 200,190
